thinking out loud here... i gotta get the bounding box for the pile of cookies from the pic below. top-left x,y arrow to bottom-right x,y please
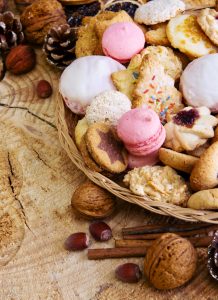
59,0 -> 218,211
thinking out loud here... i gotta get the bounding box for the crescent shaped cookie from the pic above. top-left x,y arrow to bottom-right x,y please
190,141 -> 218,191
187,189 -> 218,210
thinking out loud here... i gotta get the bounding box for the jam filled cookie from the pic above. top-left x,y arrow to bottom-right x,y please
164,106 -> 218,152
86,123 -> 128,173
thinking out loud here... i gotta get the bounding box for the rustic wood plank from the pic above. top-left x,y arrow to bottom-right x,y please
0,1 -> 218,299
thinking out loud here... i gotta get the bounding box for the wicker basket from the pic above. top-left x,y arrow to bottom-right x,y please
56,94 -> 218,224
56,0 -> 218,224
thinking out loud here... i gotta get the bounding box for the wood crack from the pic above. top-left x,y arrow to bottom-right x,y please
32,148 -> 53,171
0,102 -> 57,129
7,153 -> 34,235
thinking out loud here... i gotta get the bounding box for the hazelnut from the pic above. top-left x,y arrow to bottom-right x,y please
89,221 -> 112,241
115,263 -> 142,283
5,45 -> 36,75
64,232 -> 89,251
36,80 -> 52,98
71,181 -> 116,219
144,233 -> 197,290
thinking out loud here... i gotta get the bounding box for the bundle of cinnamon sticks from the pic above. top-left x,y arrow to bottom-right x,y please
88,223 -> 217,260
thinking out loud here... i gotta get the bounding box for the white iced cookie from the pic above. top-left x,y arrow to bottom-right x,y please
59,56 -> 125,115
85,91 -> 131,126
180,54 -> 218,112
164,106 -> 218,152
134,0 -> 185,26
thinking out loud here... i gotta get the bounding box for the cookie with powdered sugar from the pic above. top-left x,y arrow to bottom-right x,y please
134,0 -> 185,25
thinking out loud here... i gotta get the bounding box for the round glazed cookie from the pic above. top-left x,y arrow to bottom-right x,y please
180,54 -> 218,112
86,123 -> 128,173
190,141 -> 218,191
102,22 -> 145,63
159,148 -> 199,173
59,56 -> 125,114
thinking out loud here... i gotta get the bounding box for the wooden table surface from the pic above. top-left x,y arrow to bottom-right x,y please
0,2 -> 218,299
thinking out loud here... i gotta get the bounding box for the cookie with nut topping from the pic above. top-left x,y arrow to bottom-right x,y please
124,165 -> 191,206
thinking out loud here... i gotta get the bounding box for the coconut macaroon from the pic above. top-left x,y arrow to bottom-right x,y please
85,90 -> 131,126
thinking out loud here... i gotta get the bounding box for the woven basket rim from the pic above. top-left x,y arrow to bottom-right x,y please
56,94 -> 218,224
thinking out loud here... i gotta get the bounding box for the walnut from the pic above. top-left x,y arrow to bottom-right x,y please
144,233 -> 197,290
71,181 -> 116,219
20,0 -> 67,44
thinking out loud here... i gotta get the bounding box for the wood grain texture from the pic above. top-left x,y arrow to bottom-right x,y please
0,1 -> 218,299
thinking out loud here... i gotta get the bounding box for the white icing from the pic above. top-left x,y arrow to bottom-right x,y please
180,54 -> 218,112
59,56 -> 125,114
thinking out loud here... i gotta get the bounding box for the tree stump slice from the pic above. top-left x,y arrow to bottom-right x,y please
0,4 -> 218,297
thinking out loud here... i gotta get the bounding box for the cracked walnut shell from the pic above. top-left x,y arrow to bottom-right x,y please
20,0 -> 67,44
144,233 -> 197,290
71,181 -> 116,219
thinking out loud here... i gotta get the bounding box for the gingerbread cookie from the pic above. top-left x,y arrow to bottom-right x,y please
187,189 -> 218,210
166,14 -> 217,58
124,165 -> 191,206
134,0 -> 185,25
159,148 -> 199,173
197,8 -> 218,46
190,141 -> 218,191
86,123 -> 128,173
133,54 -> 183,123
145,22 -> 171,47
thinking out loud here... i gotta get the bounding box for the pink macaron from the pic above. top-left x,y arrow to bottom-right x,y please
117,107 -> 166,168
102,22 -> 145,63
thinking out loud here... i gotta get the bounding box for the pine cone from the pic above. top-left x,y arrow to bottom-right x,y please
43,24 -> 77,69
0,11 -> 24,54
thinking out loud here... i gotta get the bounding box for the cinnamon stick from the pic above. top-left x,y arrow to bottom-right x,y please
123,225 -> 218,240
115,236 -> 213,249
122,223 -> 212,236
88,247 -> 147,260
